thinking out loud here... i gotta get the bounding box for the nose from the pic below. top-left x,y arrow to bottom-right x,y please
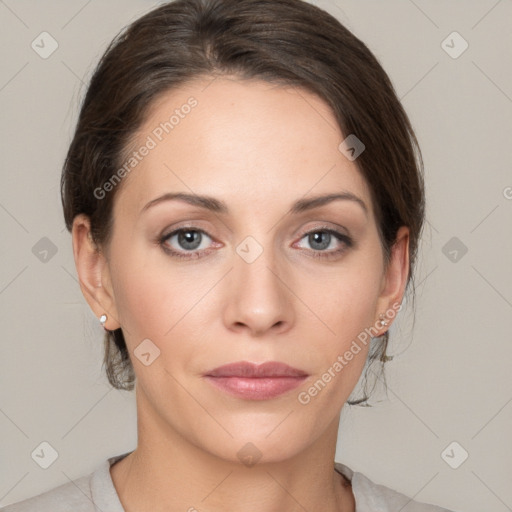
222,241 -> 295,337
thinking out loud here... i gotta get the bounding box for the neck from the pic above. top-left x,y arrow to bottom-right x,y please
110,390 -> 354,512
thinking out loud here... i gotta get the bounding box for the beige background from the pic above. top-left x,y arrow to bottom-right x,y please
1,1 -> 511,511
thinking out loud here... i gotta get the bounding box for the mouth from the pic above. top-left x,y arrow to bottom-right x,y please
204,361 -> 309,400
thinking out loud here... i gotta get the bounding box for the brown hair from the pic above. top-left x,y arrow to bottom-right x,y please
61,0 -> 425,405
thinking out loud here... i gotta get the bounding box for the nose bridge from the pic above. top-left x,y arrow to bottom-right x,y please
224,231 -> 294,334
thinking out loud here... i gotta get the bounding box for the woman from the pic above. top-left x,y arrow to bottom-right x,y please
2,0 -> 456,510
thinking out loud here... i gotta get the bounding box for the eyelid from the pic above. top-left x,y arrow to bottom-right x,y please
295,221 -> 350,239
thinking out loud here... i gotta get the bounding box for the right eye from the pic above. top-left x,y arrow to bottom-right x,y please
159,228 -> 217,260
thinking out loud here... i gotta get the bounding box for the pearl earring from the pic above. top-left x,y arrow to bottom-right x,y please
99,314 -> 107,327
378,314 -> 389,328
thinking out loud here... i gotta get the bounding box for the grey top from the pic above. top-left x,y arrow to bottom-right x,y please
1,451 -> 455,511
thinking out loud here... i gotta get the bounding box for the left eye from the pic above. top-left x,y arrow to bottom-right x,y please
296,229 -> 349,252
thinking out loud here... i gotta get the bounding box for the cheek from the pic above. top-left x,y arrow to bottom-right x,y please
108,237 -> 178,339
298,280 -> 379,409
310,260 -> 383,341
299,252 -> 384,394
109,243 -> 217,360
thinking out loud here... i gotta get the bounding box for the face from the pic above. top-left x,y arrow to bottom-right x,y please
75,76 -> 408,464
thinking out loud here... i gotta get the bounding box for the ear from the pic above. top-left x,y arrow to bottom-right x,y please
375,226 -> 410,331
72,214 -> 121,331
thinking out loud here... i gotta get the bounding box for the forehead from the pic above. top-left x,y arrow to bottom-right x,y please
114,77 -> 374,220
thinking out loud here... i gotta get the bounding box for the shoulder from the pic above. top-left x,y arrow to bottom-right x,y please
0,474 -> 93,512
335,462 -> 457,512
0,452 -> 128,512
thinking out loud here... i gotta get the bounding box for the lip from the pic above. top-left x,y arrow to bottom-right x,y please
204,361 -> 309,400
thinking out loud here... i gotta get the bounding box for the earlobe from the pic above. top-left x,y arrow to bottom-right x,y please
375,226 -> 410,330
72,214 -> 121,330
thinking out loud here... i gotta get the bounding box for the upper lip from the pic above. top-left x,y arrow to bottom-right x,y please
205,361 -> 308,378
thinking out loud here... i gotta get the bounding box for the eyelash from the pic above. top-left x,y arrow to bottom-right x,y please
158,226 -> 353,261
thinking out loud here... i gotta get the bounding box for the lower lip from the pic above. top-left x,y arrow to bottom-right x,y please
204,376 -> 307,400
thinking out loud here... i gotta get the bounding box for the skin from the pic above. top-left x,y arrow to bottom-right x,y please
72,76 -> 409,512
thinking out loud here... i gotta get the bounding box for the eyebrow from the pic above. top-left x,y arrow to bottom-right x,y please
140,191 -> 368,216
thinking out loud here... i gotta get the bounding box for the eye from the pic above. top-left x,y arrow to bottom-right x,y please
158,226 -> 353,261
295,228 -> 353,259
160,228 -> 216,259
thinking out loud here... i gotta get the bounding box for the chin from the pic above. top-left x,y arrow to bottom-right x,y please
193,420 -> 317,467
